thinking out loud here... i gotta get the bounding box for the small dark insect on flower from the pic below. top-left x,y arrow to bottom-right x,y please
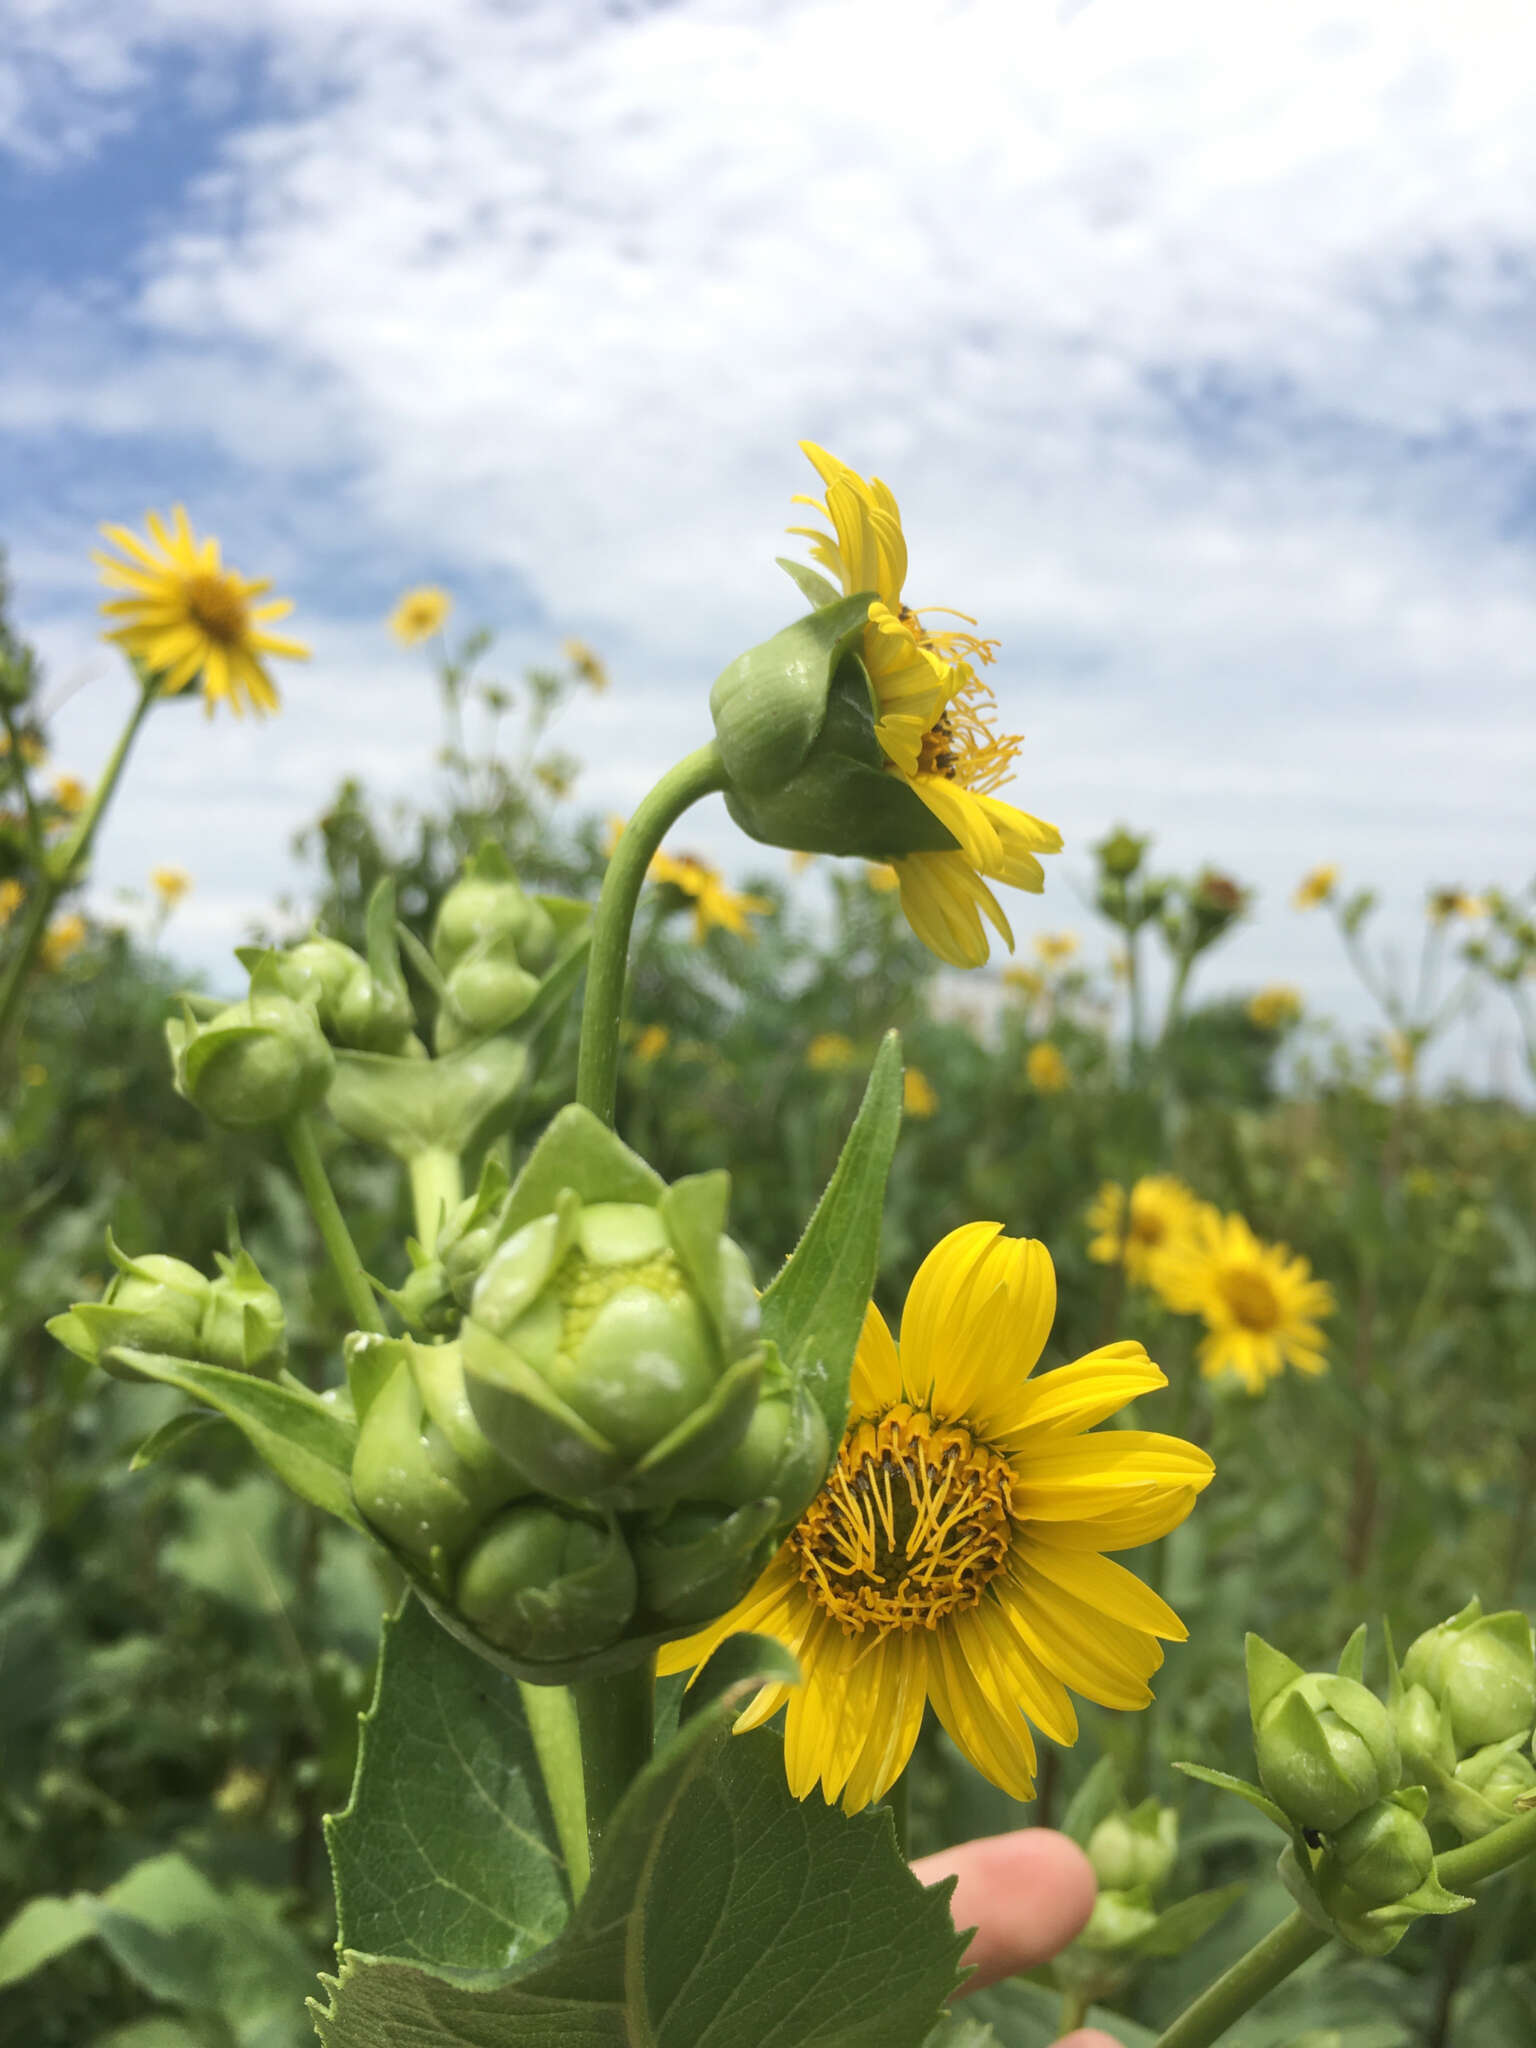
1303,1827 -> 1324,1850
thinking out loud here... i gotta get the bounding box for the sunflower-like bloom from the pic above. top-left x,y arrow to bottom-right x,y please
790,445 -> 1061,969
96,509 -> 308,717
1246,985 -> 1303,1031
41,913 -> 87,968
389,586 -> 452,646
1026,1041 -> 1071,1094
1292,865 -> 1339,911
660,1224 -> 1213,1813
1153,1209 -> 1334,1393
1086,1175 -> 1203,1287
648,847 -> 772,942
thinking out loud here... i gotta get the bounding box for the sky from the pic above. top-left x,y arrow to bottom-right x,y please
3,0 -> 1534,1084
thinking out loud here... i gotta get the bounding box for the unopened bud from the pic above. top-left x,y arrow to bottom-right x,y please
198,1247 -> 287,1376
1402,1600 -> 1536,1752
1393,1682 -> 1456,1786
49,1246 -> 211,1380
1249,1637 -> 1400,1833
167,983 -> 334,1129
1453,1736 -> 1536,1825
1316,1798 -> 1434,1918
455,1501 -> 636,1662
1078,1892 -> 1160,1954
632,1499 -> 780,1625
433,854 -> 557,978
1087,1803 -> 1179,1894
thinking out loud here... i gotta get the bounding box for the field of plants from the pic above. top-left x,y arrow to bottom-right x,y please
1,504 -> 1535,2048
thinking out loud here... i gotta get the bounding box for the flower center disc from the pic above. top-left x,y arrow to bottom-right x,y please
184,572 -> 249,645
792,1403 -> 1013,1633
1219,1267 -> 1280,1331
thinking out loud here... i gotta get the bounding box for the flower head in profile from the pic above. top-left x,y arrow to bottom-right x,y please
96,509 -> 307,717
648,847 -> 772,942
1293,865 -> 1339,911
389,586 -> 452,646
1086,1175 -> 1203,1287
1247,985 -> 1303,1032
902,1066 -> 938,1118
1026,1041 -> 1070,1094
660,1224 -> 1213,1812
1154,1209 -> 1334,1393
1034,931 -> 1079,967
51,774 -> 88,816
790,445 -> 1061,969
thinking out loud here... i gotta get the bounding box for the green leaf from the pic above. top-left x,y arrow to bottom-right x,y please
709,593 -> 873,797
1173,1761 -> 1292,1834
129,1409 -> 226,1470
922,2020 -> 1002,2048
326,1036 -> 532,1161
760,1031 -> 903,1445
1059,1754 -> 1122,1847
775,557 -> 843,610
0,1894 -> 98,1988
317,1654 -> 963,2048
1124,1881 -> 1247,1958
108,1348 -> 363,1532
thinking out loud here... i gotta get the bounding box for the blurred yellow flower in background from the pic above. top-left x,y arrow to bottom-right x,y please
806,1031 -> 857,1072
661,1223 -> 1212,1812
648,847 -> 772,941
1033,931 -> 1079,966
1293,865 -> 1339,910
1003,965 -> 1045,1002
151,867 -> 192,909
1155,1209 -> 1334,1392
791,445 -> 1061,969
903,1066 -> 938,1117
0,730 -> 45,766
389,586 -> 452,646
1247,985 -> 1303,1031
97,509 -> 307,716
52,774 -> 88,816
0,878 -> 23,926
1086,1175 -> 1203,1286
562,637 -> 609,691
41,914 -> 88,969
631,1023 -> 669,1063
1026,1042 -> 1071,1094
1427,888 -> 1484,924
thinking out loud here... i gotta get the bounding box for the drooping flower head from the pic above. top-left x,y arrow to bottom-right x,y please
389,586 -> 452,646
789,445 -> 1062,969
1153,1208 -> 1334,1393
96,509 -> 308,717
661,1224 -> 1213,1813
1086,1175 -> 1202,1287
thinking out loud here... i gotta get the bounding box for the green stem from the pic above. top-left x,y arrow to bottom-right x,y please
1153,1807 -> 1536,2048
281,1114 -> 388,1335
572,1660 -> 655,1858
520,1682 -> 592,1903
409,1146 -> 464,1251
1058,1986 -> 1091,2036
0,678 -> 157,1060
575,741 -> 726,1127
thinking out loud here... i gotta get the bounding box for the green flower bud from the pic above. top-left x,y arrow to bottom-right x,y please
632,1499 -> 780,1626
1315,1798 -> 1434,1918
1249,1638 -> 1400,1833
433,851 -> 558,977
1453,1735 -> 1536,1822
691,1372 -> 830,1521
1393,1682 -> 1456,1787
461,1110 -> 764,1507
1401,1600 -> 1536,1752
455,1502 -> 635,1662
350,1339 -> 527,1596
1087,1803 -> 1179,1894
1094,826 -> 1148,882
437,1158 -> 513,1307
166,980 -> 334,1129
256,932 -> 417,1056
1077,1892 -> 1161,1954
435,933 -> 542,1053
49,1245 -> 212,1381
198,1247 -> 287,1376
385,1252 -> 460,1338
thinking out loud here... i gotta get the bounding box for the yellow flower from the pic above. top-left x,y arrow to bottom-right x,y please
40,913 -> 87,969
151,866 -> 192,909
1247,985 -> 1303,1032
1026,1042 -> 1070,1094
807,1031 -> 858,1073
864,862 -> 900,894
631,1023 -> 669,1063
389,586 -> 452,645
563,637 -> 609,691
660,1224 -> 1213,1812
1292,865 -> 1339,911
52,774 -> 88,816
903,1066 -> 938,1118
0,730 -> 45,766
790,445 -> 1062,969
0,878 -> 23,926
96,508 -> 307,717
1033,931 -> 1078,966
1003,965 -> 1045,1002
1427,888 -> 1484,924
648,847 -> 772,942
1154,1210 -> 1334,1393
1086,1176 -> 1203,1287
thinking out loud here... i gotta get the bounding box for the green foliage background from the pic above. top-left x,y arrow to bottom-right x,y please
2,595 -> 1534,2047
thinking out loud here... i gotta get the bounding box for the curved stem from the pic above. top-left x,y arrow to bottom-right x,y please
282,1114 -> 388,1335
1153,1807 -> 1536,2048
575,741 -> 726,1127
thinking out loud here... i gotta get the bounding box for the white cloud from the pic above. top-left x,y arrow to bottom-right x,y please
5,0 -> 1536,1057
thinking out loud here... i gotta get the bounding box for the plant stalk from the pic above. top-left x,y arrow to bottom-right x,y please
572,1660 -> 655,1860
575,741 -> 726,1127
281,1114 -> 388,1336
409,1145 -> 464,1252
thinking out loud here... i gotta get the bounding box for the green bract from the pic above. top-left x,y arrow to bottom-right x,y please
1248,1635 -> 1401,1833
461,1107 -> 764,1508
455,1501 -> 637,1660
166,965 -> 334,1129
253,882 -> 416,1056
709,596 -> 959,860
1315,1796 -> 1434,1917
1401,1599 -> 1536,1753
49,1236 -> 287,1381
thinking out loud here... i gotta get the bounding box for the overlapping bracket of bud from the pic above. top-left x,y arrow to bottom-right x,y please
1178,1609 -> 1536,1957
49,1232 -> 286,1380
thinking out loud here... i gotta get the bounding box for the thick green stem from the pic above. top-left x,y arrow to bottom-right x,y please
1153,1807 -> 1536,2048
0,679 -> 156,1060
575,741 -> 726,1127
409,1146 -> 464,1251
282,1114 -> 388,1336
572,1660 -> 655,1859
520,1683 -> 592,1902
